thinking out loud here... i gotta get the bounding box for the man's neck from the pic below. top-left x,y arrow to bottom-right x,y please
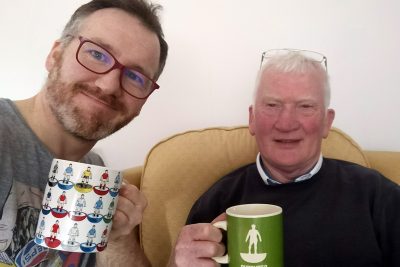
14,92 -> 96,161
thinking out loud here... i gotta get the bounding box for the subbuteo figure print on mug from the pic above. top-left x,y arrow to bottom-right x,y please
34,159 -> 123,253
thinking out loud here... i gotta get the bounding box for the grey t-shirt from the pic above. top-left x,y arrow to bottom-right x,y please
0,98 -> 103,266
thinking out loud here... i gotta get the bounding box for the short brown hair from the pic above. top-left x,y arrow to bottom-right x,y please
61,0 -> 168,79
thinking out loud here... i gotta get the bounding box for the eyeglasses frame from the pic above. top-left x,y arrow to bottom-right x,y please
75,36 -> 160,100
260,48 -> 328,72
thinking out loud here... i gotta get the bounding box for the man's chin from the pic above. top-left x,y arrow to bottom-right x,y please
72,117 -> 131,141
69,126 -> 113,141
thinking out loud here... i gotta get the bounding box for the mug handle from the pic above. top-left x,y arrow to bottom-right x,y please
211,221 -> 228,264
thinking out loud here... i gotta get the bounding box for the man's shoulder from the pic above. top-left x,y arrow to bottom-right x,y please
218,162 -> 258,183
0,98 -> 34,145
0,98 -> 19,121
323,157 -> 398,188
0,98 -> 19,129
0,98 -> 11,108
202,162 -> 258,194
324,157 -> 380,175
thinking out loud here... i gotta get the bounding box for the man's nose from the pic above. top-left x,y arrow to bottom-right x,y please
94,68 -> 123,97
274,107 -> 300,131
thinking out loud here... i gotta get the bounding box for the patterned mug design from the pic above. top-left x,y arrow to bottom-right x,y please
34,159 -> 122,253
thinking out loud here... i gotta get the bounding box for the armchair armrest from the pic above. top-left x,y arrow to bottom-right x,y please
364,150 -> 400,184
123,166 -> 143,188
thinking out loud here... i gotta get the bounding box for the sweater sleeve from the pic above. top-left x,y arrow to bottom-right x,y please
374,177 -> 400,266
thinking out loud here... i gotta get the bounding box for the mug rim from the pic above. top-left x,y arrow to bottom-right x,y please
53,158 -> 115,171
226,203 -> 282,218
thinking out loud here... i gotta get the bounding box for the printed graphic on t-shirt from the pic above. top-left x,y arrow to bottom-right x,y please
0,181 -> 83,266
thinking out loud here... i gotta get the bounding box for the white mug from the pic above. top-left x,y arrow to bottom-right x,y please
34,159 -> 122,253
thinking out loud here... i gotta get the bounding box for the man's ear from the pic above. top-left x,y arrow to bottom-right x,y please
248,105 -> 256,136
45,40 -> 62,72
322,108 -> 335,138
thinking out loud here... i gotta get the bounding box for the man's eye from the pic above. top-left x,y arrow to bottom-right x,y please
300,104 -> 313,109
89,50 -> 108,62
262,103 -> 281,115
125,70 -> 145,86
266,103 -> 279,108
298,104 -> 317,116
299,103 -> 318,111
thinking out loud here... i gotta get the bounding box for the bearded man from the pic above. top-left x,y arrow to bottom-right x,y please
0,0 -> 168,266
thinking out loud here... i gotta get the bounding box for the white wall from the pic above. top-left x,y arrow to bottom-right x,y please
1,0 -> 399,170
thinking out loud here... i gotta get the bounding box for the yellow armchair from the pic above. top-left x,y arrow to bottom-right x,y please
123,126 -> 400,267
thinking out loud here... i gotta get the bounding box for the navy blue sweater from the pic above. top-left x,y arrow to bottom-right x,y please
187,158 -> 400,266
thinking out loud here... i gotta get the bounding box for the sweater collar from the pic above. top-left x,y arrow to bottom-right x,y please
256,153 -> 323,185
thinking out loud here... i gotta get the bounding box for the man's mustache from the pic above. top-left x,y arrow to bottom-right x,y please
73,83 -> 125,111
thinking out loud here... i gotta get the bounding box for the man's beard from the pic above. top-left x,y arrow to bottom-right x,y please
45,62 -> 136,141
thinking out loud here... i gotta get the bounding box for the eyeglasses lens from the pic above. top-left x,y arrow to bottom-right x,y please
77,40 -> 156,99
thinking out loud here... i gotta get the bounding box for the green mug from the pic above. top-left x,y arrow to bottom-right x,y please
213,204 -> 283,267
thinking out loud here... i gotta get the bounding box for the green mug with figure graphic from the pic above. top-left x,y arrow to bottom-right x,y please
213,204 -> 283,267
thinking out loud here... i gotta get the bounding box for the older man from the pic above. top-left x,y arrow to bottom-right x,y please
169,50 -> 400,266
0,0 -> 167,266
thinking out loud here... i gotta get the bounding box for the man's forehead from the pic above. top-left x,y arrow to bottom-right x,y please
258,70 -> 325,97
78,8 -> 141,43
80,9 -> 150,40
81,7 -> 137,26
261,69 -> 324,86
75,8 -> 160,76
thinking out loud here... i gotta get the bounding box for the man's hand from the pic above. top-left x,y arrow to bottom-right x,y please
96,183 -> 150,267
168,214 -> 226,267
109,182 -> 147,240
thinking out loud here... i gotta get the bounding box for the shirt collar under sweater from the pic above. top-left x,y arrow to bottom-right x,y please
256,153 -> 323,185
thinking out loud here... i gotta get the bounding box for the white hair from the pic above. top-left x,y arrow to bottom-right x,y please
253,51 -> 331,109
